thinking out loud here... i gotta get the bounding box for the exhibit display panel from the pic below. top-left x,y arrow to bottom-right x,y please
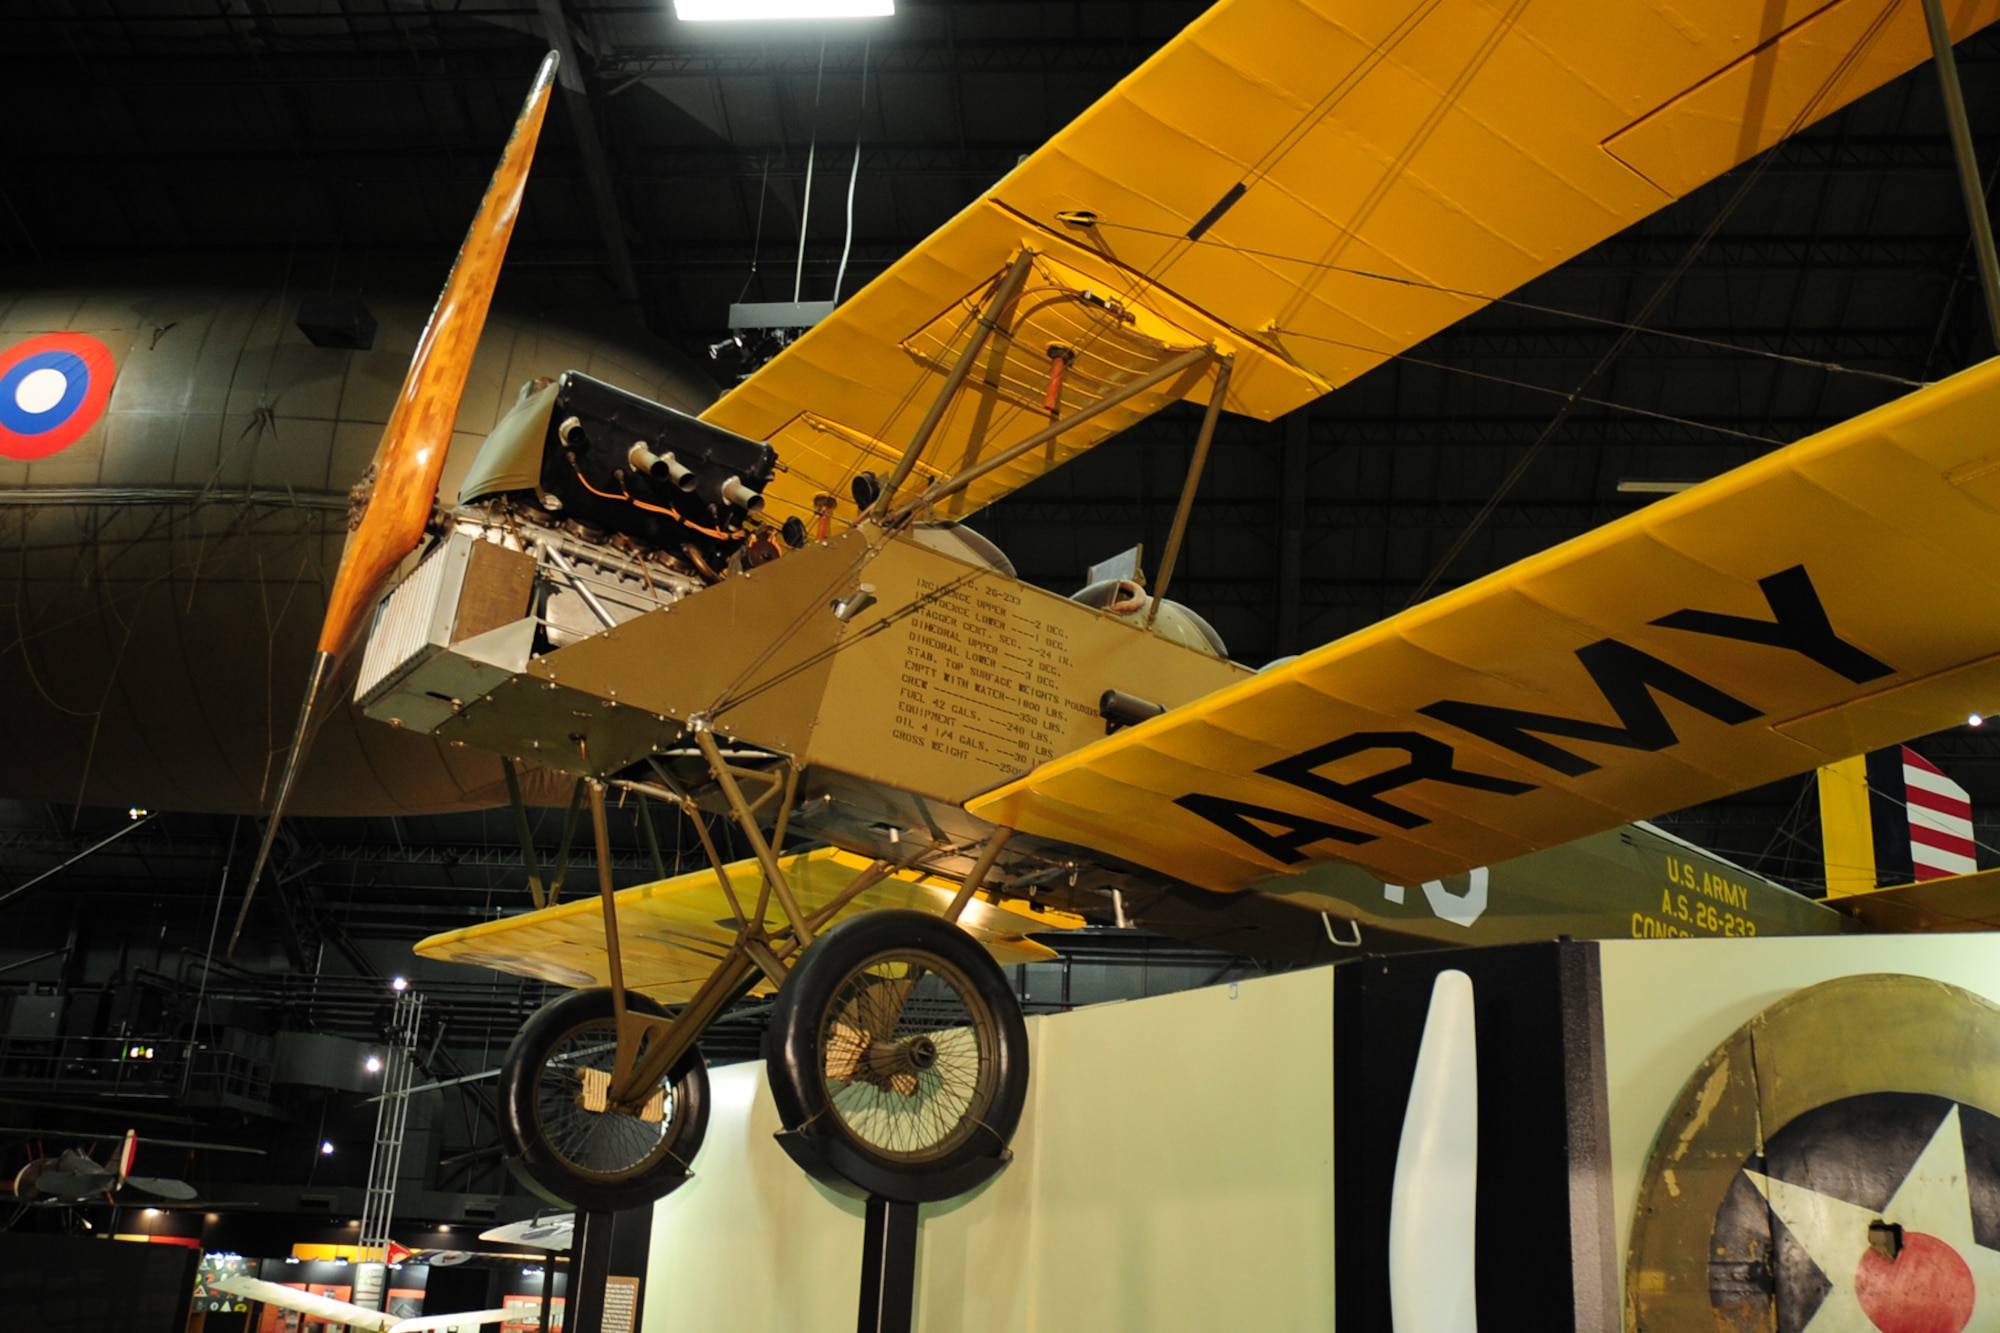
1600,935 -> 2000,1332
645,967 -> 1335,1331
645,932 -> 2000,1330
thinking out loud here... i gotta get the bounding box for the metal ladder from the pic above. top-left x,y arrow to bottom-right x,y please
359,989 -> 424,1264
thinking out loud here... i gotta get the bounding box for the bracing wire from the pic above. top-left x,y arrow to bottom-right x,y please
1403,0 -> 1904,608
1097,221 -> 1929,392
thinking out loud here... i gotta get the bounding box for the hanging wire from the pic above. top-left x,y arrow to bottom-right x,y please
833,38 -> 871,304
793,39 -> 827,304
734,153 -> 773,305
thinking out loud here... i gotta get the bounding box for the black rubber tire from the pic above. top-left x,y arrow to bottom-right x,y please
499,987 -> 709,1212
764,909 -> 1029,1202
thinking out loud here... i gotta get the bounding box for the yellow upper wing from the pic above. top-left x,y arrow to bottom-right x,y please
413,847 -> 1075,1003
969,356 -> 2000,890
706,0 -> 1999,528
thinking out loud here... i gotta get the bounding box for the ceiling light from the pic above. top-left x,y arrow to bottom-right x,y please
1970,713 -> 1985,727
321,1141 -> 335,1155
365,1055 -> 383,1074
391,976 -> 409,993
674,0 -> 893,20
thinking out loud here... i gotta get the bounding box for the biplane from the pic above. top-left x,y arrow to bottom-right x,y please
230,0 -> 2000,1210
5,1129 -> 197,1206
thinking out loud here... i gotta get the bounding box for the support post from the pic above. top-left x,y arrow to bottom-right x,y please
1145,356 -> 1233,629
876,250 -> 1036,515
568,1209 -> 615,1333
1922,0 -> 2000,350
536,1250 -> 557,1333
567,1207 -> 650,1333
857,1196 -> 921,1333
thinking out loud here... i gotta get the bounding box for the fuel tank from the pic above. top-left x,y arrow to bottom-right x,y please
0,266 -> 716,815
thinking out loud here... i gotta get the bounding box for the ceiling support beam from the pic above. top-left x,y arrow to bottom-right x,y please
536,0 -> 642,312
1922,0 -> 2000,351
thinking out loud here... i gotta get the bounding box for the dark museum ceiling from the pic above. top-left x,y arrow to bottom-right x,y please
3,0 -> 1999,934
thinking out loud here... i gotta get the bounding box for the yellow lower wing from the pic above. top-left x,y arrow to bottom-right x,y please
971,356 -> 2000,891
1828,868 -> 2000,934
413,847 -> 1074,1002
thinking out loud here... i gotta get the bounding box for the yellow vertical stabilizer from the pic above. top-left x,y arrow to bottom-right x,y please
1818,755 -> 1877,899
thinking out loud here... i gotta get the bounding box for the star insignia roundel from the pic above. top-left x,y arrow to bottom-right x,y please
1627,974 -> 2000,1333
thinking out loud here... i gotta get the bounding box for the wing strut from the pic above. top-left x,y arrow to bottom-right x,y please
1921,0 -> 2000,347
874,249 -> 1036,518
1145,355 -> 1234,629
226,53 -> 560,955
890,344 -> 1215,525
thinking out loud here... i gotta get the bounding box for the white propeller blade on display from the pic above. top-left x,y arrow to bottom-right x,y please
210,1275 -> 508,1332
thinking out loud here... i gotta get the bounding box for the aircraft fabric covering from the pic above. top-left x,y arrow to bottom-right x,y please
414,847 -> 1070,1001
970,358 -> 2000,890
703,0 -> 2000,528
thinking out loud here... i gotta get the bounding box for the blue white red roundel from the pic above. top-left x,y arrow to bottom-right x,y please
0,333 -> 117,461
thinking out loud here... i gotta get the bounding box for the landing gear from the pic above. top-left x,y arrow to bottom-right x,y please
764,909 -> 1029,1203
500,987 -> 710,1212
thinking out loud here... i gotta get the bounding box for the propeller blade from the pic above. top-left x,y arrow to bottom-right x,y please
210,1276 -> 400,1333
11,1159 -> 53,1199
227,50 -> 561,955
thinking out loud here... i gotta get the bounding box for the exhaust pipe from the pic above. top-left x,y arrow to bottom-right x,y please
719,475 -> 765,513
627,442 -> 698,491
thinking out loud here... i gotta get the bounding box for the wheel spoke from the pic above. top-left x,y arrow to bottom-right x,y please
818,950 -> 998,1163
532,1016 -> 681,1182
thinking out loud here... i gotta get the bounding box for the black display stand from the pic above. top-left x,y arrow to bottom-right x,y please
856,1196 -> 921,1333
567,1206 -> 654,1333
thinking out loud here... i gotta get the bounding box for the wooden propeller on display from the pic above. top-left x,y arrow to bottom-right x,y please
227,52 -> 560,954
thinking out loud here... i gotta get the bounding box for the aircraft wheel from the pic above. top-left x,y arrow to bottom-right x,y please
499,987 -> 709,1212
765,909 -> 1029,1203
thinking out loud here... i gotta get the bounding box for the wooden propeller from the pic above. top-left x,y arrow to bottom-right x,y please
228,52 -> 560,954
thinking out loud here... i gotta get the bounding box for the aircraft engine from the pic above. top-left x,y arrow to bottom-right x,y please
458,370 -> 776,576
